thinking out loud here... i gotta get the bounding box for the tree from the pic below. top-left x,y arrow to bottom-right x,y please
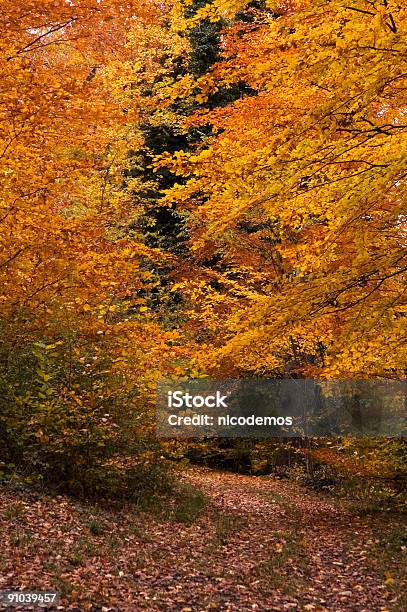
0,0 -> 186,492
157,0 -> 407,379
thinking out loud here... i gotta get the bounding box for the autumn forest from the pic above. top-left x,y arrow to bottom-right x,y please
0,1 -> 406,610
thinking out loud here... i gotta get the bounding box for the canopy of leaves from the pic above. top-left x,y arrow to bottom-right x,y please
158,0 -> 407,379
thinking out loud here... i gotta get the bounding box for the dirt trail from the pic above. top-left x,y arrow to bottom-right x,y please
0,467 -> 404,611
149,466 -> 397,612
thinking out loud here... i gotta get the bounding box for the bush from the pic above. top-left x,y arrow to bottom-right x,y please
0,328 -> 170,499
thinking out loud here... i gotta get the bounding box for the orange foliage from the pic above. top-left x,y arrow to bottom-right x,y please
0,1 -> 188,403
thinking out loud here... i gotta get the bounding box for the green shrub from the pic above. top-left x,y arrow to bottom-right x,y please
0,332 -> 169,500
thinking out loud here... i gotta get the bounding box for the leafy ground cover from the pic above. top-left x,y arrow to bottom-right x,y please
0,466 -> 405,611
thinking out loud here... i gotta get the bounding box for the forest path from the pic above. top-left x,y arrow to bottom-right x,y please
147,466 -> 399,612
0,467 -> 404,611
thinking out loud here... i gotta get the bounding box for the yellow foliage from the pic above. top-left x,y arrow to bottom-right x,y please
160,0 -> 407,379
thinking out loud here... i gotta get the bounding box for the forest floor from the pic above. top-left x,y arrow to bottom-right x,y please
0,466 -> 406,611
